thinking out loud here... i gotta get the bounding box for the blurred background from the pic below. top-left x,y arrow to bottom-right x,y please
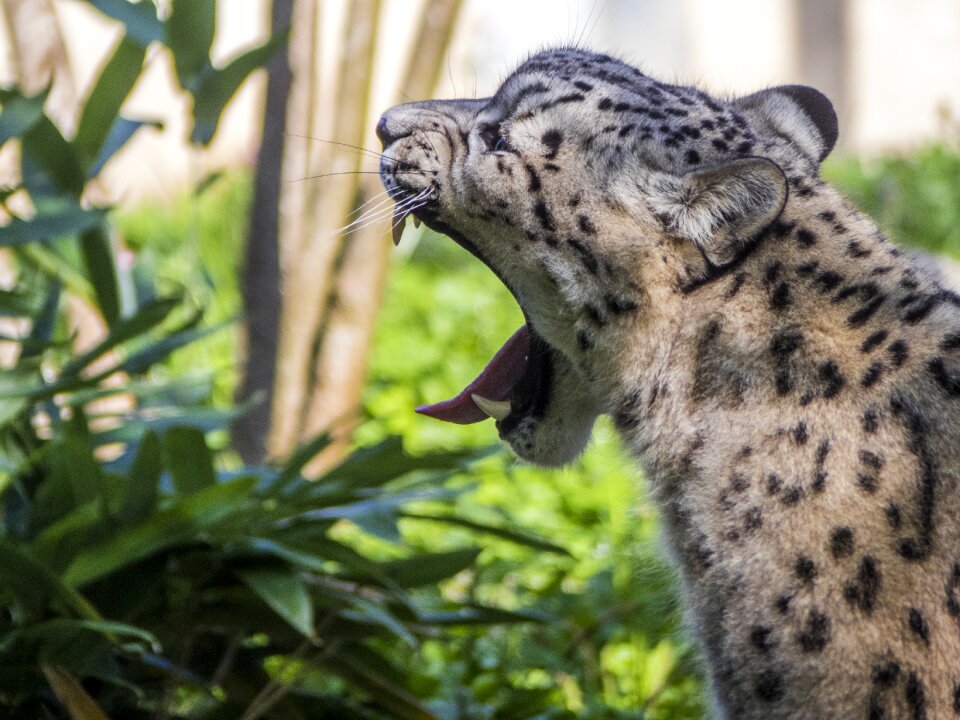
0,1 -> 958,719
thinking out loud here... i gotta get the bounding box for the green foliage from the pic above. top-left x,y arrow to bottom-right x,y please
824,143 -> 960,256
1,4 -> 564,719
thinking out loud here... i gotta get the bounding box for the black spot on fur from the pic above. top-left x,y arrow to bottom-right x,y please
767,474 -> 783,495
885,503 -> 902,530
577,214 -> 597,234
726,272 -> 747,298
863,407 -> 880,433
775,594 -> 792,614
888,339 -> 909,368
873,662 -> 900,688
861,329 -> 889,353
953,683 -> 960,713
771,330 -> 803,395
798,609 -> 831,652
905,672 -> 927,720
541,130 -> 563,160
861,362 -> 884,388
781,486 -> 804,506
860,449 -> 885,470
744,506 -> 763,532
797,229 -> 816,247
814,271 -> 844,292
567,239 -> 599,274
533,200 -> 556,231
889,394 -> 939,561
525,164 -> 541,192
847,295 -> 885,327
795,556 -> 816,583
903,294 -> 940,324
792,422 -> 808,445
771,282 -> 792,310
844,556 -> 881,613
858,473 -> 879,494
755,669 -> 786,702
908,607 -> 930,646
818,360 -> 845,398
605,294 -> 638,315
830,527 -> 855,559
685,149 -> 701,165
750,625 -> 775,652
576,329 -> 593,351
928,357 -> 960,396
730,473 -> 749,492
940,331 -> 960,351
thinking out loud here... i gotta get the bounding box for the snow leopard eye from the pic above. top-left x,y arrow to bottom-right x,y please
480,123 -> 507,152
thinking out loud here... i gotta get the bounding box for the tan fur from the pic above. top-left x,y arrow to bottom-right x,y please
378,48 -> 960,718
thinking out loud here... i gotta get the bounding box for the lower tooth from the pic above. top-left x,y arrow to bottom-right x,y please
471,394 -> 512,421
413,216 -> 422,228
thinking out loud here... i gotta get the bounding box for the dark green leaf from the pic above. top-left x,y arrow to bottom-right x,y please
21,115 -> 85,196
119,313 -> 221,375
74,37 -> 145,169
270,432 -> 331,493
0,540 -> 100,620
236,567 -> 314,636
85,0 -> 163,48
322,651 -> 437,720
381,548 -> 481,588
89,116 -> 163,177
162,426 -> 215,493
166,0 -> 216,88
63,476 -> 256,587
79,223 -> 120,325
417,604 -> 550,626
400,512 -> 572,556
0,203 -> 107,246
0,88 -> 48,145
118,431 -> 160,524
21,279 -> 60,359
189,32 -> 287,145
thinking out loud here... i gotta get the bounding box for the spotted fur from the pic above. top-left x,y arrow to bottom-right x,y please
378,48 -> 960,719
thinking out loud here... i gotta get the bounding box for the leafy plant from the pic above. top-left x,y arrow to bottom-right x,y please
0,2 -> 567,719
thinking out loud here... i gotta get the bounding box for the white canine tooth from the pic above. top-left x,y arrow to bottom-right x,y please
471,394 -> 511,421
392,206 -> 408,246
413,215 -> 422,228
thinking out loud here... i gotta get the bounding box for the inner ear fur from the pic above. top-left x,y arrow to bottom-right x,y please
665,156 -> 788,267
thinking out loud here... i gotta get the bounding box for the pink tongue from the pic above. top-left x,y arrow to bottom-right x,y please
416,325 -> 529,424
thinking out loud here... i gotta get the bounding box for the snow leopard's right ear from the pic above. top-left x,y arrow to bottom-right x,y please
734,85 -> 839,163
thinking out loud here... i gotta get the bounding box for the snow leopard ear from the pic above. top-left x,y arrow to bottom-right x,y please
655,157 -> 788,268
734,85 -> 838,163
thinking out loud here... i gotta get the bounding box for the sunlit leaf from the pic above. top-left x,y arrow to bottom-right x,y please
42,665 -> 110,720
189,32 -> 287,145
166,0 -> 216,89
401,511 -> 572,556
236,567 -> 314,637
74,36 -> 145,169
85,0 -> 163,48
0,203 -> 107,246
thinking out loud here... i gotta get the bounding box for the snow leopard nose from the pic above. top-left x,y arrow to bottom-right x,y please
375,115 -> 401,148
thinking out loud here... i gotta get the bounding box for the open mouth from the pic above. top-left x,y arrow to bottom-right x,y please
393,208 -> 553,429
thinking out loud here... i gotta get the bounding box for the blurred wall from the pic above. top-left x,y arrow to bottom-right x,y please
3,0 -> 958,201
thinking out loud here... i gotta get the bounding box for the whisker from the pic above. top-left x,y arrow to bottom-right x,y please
332,189 -> 430,237
283,133 -> 401,163
345,188 -> 396,219
289,170 -> 421,183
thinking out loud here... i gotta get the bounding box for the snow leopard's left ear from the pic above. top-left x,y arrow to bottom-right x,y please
734,85 -> 839,163
651,156 -> 788,268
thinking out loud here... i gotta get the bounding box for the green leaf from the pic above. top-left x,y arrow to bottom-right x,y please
236,567 -> 314,637
63,476 -> 256,587
189,32 -> 287,145
73,37 -> 145,169
322,651 -> 437,720
85,0 -> 163,48
118,431 -> 160,524
21,115 -> 85,196
21,279 -> 60,359
0,88 -> 48,145
89,116 -> 163,177
0,540 -> 101,620
59,297 -> 178,379
166,0 -> 216,88
119,313 -> 220,375
0,203 -> 107,246
417,604 -> 550,626
381,548 -> 481,589
79,223 -> 120,326
31,500 -> 102,567
270,432 -> 332,493
400,512 -> 572,556
162,426 -> 215,493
